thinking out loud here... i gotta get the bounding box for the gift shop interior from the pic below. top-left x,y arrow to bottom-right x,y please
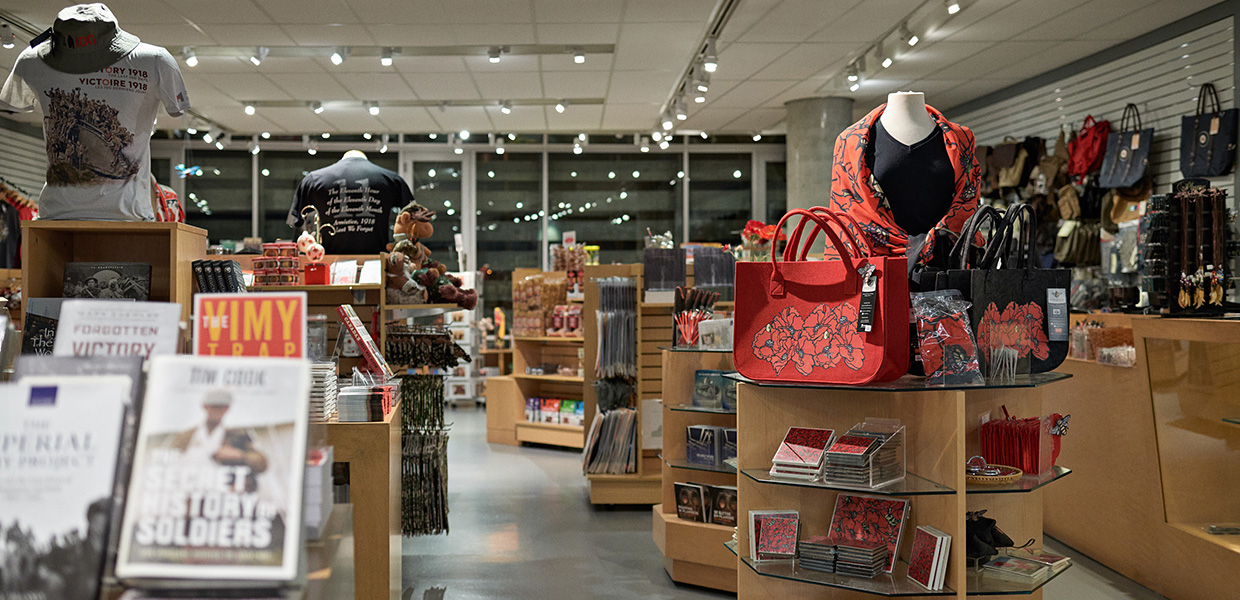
4,0 -> 1240,599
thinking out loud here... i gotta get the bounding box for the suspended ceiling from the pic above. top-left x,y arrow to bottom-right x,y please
0,0 -> 1224,136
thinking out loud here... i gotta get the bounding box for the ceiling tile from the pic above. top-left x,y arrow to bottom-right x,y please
946,0 -> 1085,42
738,0 -> 860,43
462,54 -> 542,72
431,107 -> 496,132
535,23 -> 620,44
923,0 -> 1019,41
881,41 -> 995,80
374,107 -> 443,132
532,0 -> 623,24
366,24 -> 459,46
622,0 -> 717,23
406,73 -> 482,99
613,22 -> 704,71
266,74 -> 355,101
451,24 -> 538,45
472,72 -> 546,99
242,57 -> 327,74
764,78 -> 833,107
600,103 -> 660,129
242,0 -> 359,25
250,107 -> 333,132
178,56 -> 258,74
403,0 -> 534,24
279,24 -> 377,46
128,23 -> 216,47
705,80 -> 786,109
161,0 -> 275,24
543,104 -> 603,131
720,0 -> 783,43
1099,0 -> 1222,43
197,74 -> 294,101
720,107 -> 785,131
542,71 -> 611,98
393,56 -> 472,73
605,71 -> 678,104
680,108 -> 750,131
540,53 -> 614,72
203,25 -> 299,46
316,109 -> 393,132
754,43 -> 853,80
484,106 -> 548,131
712,43 -> 797,81
331,74 -> 417,100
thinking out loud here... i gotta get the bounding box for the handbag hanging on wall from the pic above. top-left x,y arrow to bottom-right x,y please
734,208 -> 909,385
1180,83 -> 1238,177
1067,115 -> 1110,182
1099,104 -> 1153,188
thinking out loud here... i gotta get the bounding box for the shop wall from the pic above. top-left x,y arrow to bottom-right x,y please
0,119 -> 47,198
950,16 -> 1235,197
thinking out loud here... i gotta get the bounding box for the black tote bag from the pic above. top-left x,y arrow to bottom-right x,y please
964,204 -> 1071,373
1099,104 -> 1153,189
1180,83 -> 1238,177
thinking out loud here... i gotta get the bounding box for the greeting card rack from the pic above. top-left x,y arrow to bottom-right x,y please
652,346 -> 738,592
733,372 -> 1074,599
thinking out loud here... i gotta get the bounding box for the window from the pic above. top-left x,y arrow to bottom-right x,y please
548,152 -> 679,264
688,153 -> 751,244
183,149 -> 252,243
408,161 -> 464,263
766,161 -> 787,224
476,152 -> 542,315
257,151 -> 399,244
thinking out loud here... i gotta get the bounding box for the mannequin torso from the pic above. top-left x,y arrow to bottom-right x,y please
880,92 -> 935,145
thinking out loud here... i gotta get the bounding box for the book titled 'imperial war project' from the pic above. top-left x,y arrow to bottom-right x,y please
0,376 -> 133,600
115,355 -> 310,584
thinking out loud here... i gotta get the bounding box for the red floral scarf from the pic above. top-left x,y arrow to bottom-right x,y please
829,103 -> 981,266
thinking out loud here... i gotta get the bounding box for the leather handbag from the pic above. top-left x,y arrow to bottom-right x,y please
1099,104 -> 1152,188
1180,83 -> 1238,177
734,208 -> 909,384
1067,115 -> 1110,182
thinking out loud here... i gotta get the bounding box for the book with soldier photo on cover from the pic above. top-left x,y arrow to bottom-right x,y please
63,262 -> 151,301
115,355 -> 310,583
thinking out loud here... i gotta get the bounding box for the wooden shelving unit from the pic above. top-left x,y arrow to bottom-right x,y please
734,373 -> 1073,599
652,347 -> 737,592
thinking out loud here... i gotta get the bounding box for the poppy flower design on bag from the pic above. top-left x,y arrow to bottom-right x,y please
751,303 -> 866,375
976,301 -> 1049,360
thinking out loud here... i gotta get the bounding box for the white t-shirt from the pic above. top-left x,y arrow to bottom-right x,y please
0,43 -> 190,221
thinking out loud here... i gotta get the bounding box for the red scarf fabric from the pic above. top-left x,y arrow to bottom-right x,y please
829,103 -> 981,266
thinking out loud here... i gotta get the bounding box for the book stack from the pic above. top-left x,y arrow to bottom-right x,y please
310,361 -> 338,422
337,385 -> 387,422
192,259 -> 248,292
769,426 -> 836,481
797,535 -> 837,573
833,536 -> 889,579
822,421 -> 904,488
749,510 -> 800,562
582,408 -> 638,474
304,446 -> 334,539
982,555 -> 1050,583
907,525 -> 952,590
828,493 -> 910,574
1019,549 -> 1072,573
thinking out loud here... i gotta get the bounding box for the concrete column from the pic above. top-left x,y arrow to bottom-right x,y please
784,97 -> 855,213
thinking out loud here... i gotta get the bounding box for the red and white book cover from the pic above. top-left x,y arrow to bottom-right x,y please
772,427 -> 835,467
826,434 -> 879,456
906,526 -> 942,589
828,493 -> 910,573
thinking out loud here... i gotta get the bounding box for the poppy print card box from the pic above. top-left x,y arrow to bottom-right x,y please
827,493 -> 910,574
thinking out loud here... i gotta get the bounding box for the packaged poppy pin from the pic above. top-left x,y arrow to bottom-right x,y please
911,290 -> 983,386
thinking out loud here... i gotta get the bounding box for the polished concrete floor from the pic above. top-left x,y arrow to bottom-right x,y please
399,406 -> 1168,600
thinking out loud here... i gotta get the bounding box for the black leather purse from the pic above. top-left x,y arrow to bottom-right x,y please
1180,83 -> 1238,178
1099,104 -> 1152,188
966,510 -> 1030,563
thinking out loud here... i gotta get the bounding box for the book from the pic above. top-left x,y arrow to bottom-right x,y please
194,293 -> 308,359
828,493 -> 910,574
336,304 -> 392,378
115,355 -> 310,583
1016,549 -> 1071,572
755,512 -> 799,559
747,509 -> 798,562
982,555 -> 1049,582
0,376 -> 133,600
22,297 -> 68,355
192,260 -> 210,294
907,526 -> 943,590
63,262 -> 151,300
691,369 -> 724,409
53,300 -> 182,359
208,261 -> 226,294
226,261 -> 246,293
685,425 -> 722,466
706,485 -> 737,527
673,482 -> 706,522
541,398 -> 562,424
721,427 -> 738,462
772,426 -> 835,467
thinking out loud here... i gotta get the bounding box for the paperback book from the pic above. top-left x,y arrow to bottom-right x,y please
907,525 -> 948,590
0,376 -> 133,600
22,298 -> 68,355
63,262 -> 151,300
194,293 -> 307,359
706,485 -> 737,527
54,300 -> 182,359
685,425 -> 722,466
982,555 -> 1050,582
674,482 -> 706,522
1017,549 -> 1072,572
115,355 -> 310,583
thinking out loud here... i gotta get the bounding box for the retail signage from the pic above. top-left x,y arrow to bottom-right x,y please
54,300 -> 181,358
563,230 -> 577,246
193,293 -> 307,357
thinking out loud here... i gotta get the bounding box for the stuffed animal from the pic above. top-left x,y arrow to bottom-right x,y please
384,201 -> 478,310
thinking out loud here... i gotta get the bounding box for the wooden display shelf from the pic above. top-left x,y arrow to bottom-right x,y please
515,420 -> 585,449
513,335 -> 585,343
739,556 -> 956,597
639,301 -> 735,309
964,563 -> 1072,596
652,506 -> 738,593
1168,523 -> 1240,553
383,303 -> 462,311
511,373 -> 584,383
250,283 -> 382,292
479,348 -> 513,354
966,466 -> 1071,494
741,469 -> 954,496
587,473 -> 663,504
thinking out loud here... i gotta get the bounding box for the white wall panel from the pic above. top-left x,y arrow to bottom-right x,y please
0,124 -> 46,202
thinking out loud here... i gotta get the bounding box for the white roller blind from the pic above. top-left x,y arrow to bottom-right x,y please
951,17 -> 1235,197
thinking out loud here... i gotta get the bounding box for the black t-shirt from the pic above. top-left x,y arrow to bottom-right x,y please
866,120 -> 954,236
287,156 -> 413,254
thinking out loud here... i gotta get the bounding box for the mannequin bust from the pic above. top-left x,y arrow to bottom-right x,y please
880,92 -> 935,145
343,149 -> 368,160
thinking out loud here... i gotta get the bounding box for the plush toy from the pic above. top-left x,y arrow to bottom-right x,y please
383,201 -> 478,310
385,249 -> 428,305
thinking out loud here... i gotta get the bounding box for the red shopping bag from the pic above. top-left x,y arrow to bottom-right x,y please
734,208 -> 909,384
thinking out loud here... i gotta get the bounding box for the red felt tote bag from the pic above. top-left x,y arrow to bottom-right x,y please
734,208 -> 909,384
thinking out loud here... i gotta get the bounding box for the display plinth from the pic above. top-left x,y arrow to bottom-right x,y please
305,505 -> 354,600
652,506 -> 738,593
736,373 -> 1069,599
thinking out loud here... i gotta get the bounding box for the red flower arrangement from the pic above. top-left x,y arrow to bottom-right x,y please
741,219 -> 787,247
751,302 -> 866,376
976,301 -> 1049,360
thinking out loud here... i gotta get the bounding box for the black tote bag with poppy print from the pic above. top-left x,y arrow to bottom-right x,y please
961,204 -> 1071,373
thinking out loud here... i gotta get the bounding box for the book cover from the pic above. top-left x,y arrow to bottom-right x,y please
1020,550 -> 1071,571
192,260 -> 210,294
772,427 -> 835,466
0,376 -> 132,600
906,526 -> 941,589
826,434 -> 880,456
722,427 -> 738,462
755,513 -> 799,558
828,493 -> 910,573
22,298 -> 67,355
691,370 -> 723,409
53,300 -> 182,359
335,304 -> 392,378
226,261 -> 246,293
685,425 -> 721,466
707,485 -> 737,527
207,261 -> 226,294
115,356 -> 310,582
194,293 -> 307,359
983,555 -> 1049,579
673,482 -> 705,522
748,510 -> 798,562
63,262 -> 151,301
933,529 -> 952,589
541,398 -> 562,424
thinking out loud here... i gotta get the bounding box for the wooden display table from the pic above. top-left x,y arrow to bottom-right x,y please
325,401 -> 402,600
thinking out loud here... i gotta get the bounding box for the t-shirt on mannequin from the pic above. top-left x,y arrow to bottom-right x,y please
868,91 -> 955,237
288,150 -> 414,254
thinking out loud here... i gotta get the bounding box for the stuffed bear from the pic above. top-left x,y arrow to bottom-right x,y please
384,201 -> 478,310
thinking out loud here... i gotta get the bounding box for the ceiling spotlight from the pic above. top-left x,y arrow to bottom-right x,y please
186,119 -> 198,135
661,113 -> 674,131
488,46 -> 502,63
847,64 -> 859,82
674,97 -> 688,120
752,133 -> 762,142
459,129 -> 471,140
322,132 -> 330,139
250,46 -> 269,66
555,100 -> 566,113
380,142 -> 388,153
699,131 -> 708,139
572,143 -> 583,155
363,132 -> 372,140
330,47 -> 348,65
249,137 -> 261,155
573,48 -> 585,64
658,139 -> 670,150
202,131 -> 213,144
881,51 -> 893,69
429,133 -> 438,139
694,67 -> 710,92
902,24 -> 919,46
183,47 -> 197,67
946,0 -> 961,14
214,141 -> 224,150
367,101 -> 380,116
1,24 -> 15,50
308,147 -> 317,155
640,137 -> 650,152
703,37 -> 718,73
311,101 -> 324,114
652,131 -> 663,142
849,81 -> 861,92
578,133 -> 587,142
244,103 -> 256,116
496,146 -> 505,155
454,147 -> 464,155
500,100 -> 512,115
694,92 -> 706,103
259,131 -> 269,140
507,133 -> 516,141
381,47 -> 394,66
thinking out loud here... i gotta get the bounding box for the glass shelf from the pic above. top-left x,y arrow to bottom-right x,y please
725,371 -> 1072,393
742,469 -> 955,496
725,539 -> 739,556
662,455 -> 737,474
740,556 -> 955,597
657,346 -> 734,353
666,402 -> 736,415
966,466 -> 1072,494
1224,418 -> 1240,426
966,563 -> 1072,595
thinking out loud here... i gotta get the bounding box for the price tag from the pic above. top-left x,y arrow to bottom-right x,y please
1047,288 -> 1069,342
1130,133 -> 1140,150
1211,116 -> 1221,134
